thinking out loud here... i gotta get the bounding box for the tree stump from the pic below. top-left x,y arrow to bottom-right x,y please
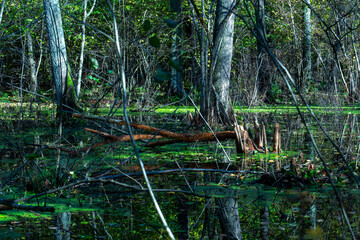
272,123 -> 281,153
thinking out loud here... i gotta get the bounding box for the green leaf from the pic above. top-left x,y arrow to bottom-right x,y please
154,69 -> 171,83
89,57 -> 99,70
149,36 -> 160,48
165,19 -> 178,28
168,59 -> 182,71
143,20 -> 151,31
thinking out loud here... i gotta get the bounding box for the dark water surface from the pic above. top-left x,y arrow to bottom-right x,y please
0,110 -> 359,239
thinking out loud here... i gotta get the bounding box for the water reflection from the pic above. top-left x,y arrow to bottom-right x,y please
0,112 -> 359,239
55,212 -> 71,240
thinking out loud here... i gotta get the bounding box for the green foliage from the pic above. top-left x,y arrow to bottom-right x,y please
168,59 -> 182,71
142,19 -> 151,31
154,69 -> 171,82
0,92 -> 10,103
268,82 -> 283,103
89,56 -> 99,70
164,18 -> 178,28
149,35 -> 161,48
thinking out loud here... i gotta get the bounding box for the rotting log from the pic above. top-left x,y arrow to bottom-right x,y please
85,128 -> 166,142
74,114 -> 263,153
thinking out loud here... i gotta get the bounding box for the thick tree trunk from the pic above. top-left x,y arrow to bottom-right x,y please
169,0 -> 183,96
43,0 -> 78,110
210,0 -> 237,125
302,0 -> 311,91
55,212 -> 71,240
216,197 -> 242,240
255,0 -> 270,99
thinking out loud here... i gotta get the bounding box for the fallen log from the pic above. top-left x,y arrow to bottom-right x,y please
75,113 -> 263,152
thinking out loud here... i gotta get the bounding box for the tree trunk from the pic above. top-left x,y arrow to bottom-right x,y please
210,0 -> 237,125
26,31 -> 37,99
255,0 -> 270,100
177,195 -> 189,240
43,0 -> 78,110
0,0 -> 5,24
55,212 -> 71,240
302,0 -> 311,92
260,205 -> 269,240
169,0 -> 183,96
200,0 -> 210,121
216,197 -> 242,240
77,0 -> 96,98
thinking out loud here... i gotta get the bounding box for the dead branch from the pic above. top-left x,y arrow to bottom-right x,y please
75,113 -> 264,153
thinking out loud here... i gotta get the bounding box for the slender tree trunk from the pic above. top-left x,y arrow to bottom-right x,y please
310,202 -> 316,230
302,0 -> 311,92
43,0 -> 78,110
169,0 -> 183,96
77,0 -> 96,98
26,31 -> 37,99
200,0 -> 210,121
210,0 -> 237,124
177,195 -> 189,240
255,0 -> 270,100
260,205 -> 269,239
0,0 -> 5,24
352,34 -> 360,102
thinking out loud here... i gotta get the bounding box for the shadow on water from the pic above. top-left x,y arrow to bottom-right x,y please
0,110 -> 360,239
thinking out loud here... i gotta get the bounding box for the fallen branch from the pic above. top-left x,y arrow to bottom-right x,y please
74,113 -> 264,152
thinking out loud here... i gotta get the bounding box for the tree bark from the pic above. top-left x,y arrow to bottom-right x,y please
43,0 -> 78,110
210,0 -> 237,124
216,197 -> 242,240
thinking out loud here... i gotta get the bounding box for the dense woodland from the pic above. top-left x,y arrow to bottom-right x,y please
0,0 -> 360,239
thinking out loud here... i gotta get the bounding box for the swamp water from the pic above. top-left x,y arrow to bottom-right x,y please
0,107 -> 359,239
